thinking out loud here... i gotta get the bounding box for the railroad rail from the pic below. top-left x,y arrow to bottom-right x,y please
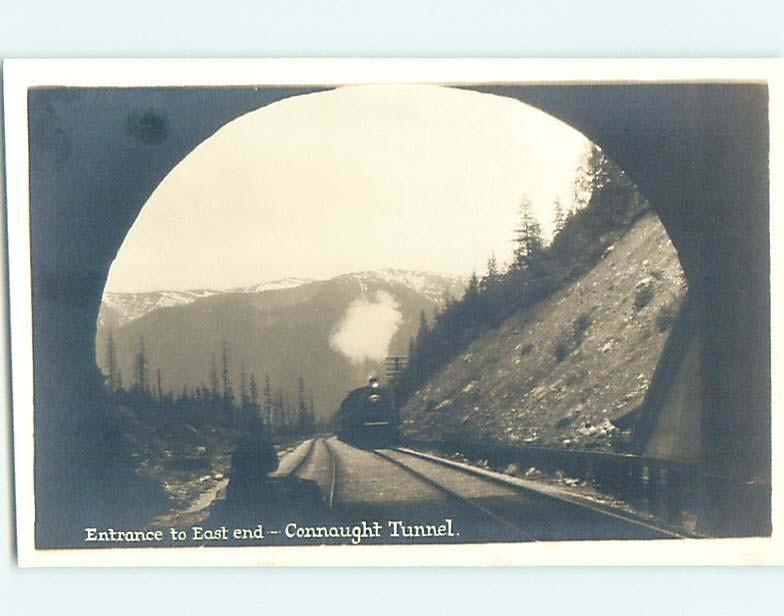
271,437 -> 315,478
370,448 -> 536,540
283,437 -> 682,541
403,438 -> 701,530
385,446 -> 686,539
322,438 -> 338,510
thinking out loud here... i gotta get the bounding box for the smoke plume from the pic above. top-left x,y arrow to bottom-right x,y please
330,291 -> 402,364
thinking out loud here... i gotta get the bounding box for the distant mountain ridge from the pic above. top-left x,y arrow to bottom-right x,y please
96,269 -> 469,418
228,277 -> 316,296
331,269 -> 470,305
100,270 -> 467,328
101,277 -> 317,328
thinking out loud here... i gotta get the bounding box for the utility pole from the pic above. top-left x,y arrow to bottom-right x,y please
385,355 -> 408,410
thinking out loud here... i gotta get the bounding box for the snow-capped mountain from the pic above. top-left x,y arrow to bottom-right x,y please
101,289 -> 221,328
227,277 -> 316,295
99,271 -> 468,328
100,278 -> 316,328
336,269 -> 470,305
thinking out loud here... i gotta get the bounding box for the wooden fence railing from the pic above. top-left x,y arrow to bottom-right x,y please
404,438 -> 701,530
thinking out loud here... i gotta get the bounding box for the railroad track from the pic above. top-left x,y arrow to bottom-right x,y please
271,437 -> 316,478
380,445 -> 685,540
286,437 -> 681,541
278,436 -> 337,509
370,447 -> 537,540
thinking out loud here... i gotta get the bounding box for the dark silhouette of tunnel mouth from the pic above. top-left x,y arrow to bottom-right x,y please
25,82 -> 771,546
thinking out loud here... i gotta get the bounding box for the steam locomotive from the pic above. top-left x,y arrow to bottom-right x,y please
336,378 -> 399,448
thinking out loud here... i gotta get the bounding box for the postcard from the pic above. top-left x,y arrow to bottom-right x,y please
4,59 -> 781,565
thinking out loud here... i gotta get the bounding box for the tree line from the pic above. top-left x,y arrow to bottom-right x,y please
102,334 -> 319,439
394,144 -> 648,404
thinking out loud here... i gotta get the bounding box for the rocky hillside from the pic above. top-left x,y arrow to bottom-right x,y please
400,212 -> 687,452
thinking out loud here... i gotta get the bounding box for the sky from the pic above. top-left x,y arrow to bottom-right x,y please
106,85 -> 591,293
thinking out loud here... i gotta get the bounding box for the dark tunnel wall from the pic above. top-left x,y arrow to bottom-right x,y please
25,83 -> 770,542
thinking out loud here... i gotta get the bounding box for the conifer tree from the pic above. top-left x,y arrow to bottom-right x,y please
512,196 -> 544,271
221,340 -> 234,412
572,143 -> 630,212
297,375 -> 309,434
553,197 -> 566,236
156,368 -> 163,404
263,373 -> 274,432
416,310 -> 429,345
249,373 -> 259,408
240,363 -> 249,410
413,310 -> 431,385
274,389 -> 285,433
134,335 -> 148,396
104,328 -> 117,392
465,270 -> 479,303
481,252 -> 499,293
209,353 -> 220,404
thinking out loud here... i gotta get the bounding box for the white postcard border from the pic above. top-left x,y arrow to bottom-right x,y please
4,58 -> 782,566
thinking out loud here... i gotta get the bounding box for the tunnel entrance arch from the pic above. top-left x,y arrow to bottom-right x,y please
26,82 -> 770,543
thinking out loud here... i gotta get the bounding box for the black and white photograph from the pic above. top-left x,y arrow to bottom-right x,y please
3,59 -> 779,565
